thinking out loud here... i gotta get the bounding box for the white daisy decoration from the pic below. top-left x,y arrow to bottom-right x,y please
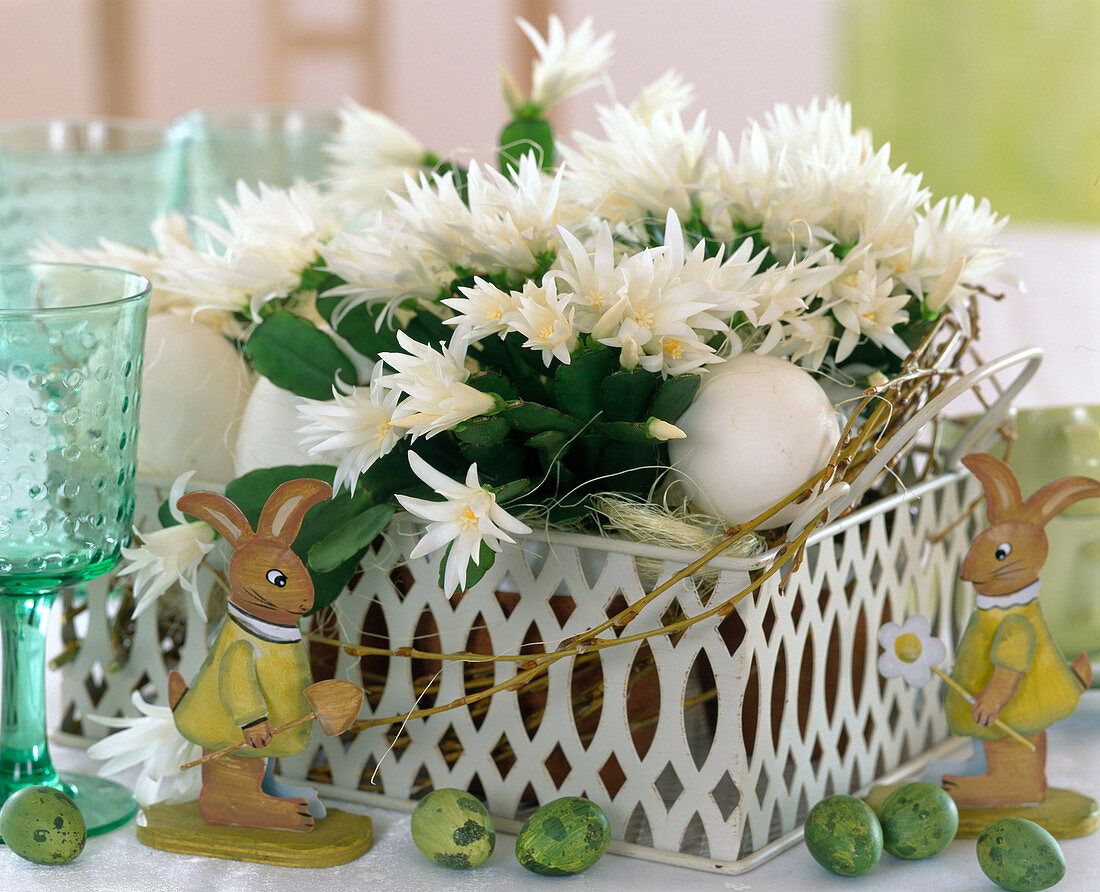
877,614 -> 947,687
117,472 -> 216,620
397,452 -> 532,596
87,691 -> 201,807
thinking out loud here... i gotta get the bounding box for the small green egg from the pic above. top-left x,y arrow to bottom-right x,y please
977,817 -> 1065,891
804,794 -> 883,876
0,785 -> 86,865
878,781 -> 959,859
515,796 -> 610,876
410,788 -> 495,870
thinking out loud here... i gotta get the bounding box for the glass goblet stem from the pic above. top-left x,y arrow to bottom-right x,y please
0,592 -> 60,800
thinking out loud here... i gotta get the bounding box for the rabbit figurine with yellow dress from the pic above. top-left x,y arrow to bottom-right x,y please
168,478 -> 334,831
943,453 -> 1100,809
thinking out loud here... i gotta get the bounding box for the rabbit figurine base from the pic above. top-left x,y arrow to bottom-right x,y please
143,477 -> 372,859
941,453 -> 1100,812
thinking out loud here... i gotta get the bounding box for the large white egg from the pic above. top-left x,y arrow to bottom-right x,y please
234,377 -> 333,476
668,353 -> 840,529
139,315 -> 251,484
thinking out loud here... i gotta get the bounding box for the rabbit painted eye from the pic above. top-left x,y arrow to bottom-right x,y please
994,543 -> 1012,561
266,569 -> 288,587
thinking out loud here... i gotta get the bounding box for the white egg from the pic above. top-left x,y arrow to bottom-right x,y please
234,377 -> 333,477
668,353 -> 840,529
139,315 -> 251,484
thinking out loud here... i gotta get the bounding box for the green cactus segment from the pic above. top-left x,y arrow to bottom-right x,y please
554,347 -> 617,421
648,373 -> 702,422
877,782 -> 958,860
499,116 -> 555,175
515,796 -> 611,876
455,415 -> 512,446
409,788 -> 496,871
977,818 -> 1065,892
598,369 -> 658,422
0,785 -> 87,865
244,310 -> 356,400
504,401 -> 582,435
804,794 -> 883,877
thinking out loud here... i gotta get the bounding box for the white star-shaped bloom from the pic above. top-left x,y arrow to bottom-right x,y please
396,453 -> 532,596
87,691 -> 202,807
380,331 -> 497,440
298,365 -> 403,494
117,472 -> 216,620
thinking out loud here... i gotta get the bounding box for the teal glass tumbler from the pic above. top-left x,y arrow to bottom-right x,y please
0,263 -> 151,836
178,105 -> 338,225
0,118 -> 185,262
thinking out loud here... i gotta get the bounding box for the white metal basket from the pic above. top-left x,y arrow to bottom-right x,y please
58,348 -> 1041,875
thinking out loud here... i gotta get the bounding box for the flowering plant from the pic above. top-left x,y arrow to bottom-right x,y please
48,17 -> 1012,609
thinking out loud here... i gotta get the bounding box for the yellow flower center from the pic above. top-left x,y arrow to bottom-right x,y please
894,632 -> 923,663
634,309 -> 655,328
460,506 -> 478,528
662,338 -> 683,359
539,323 -> 556,341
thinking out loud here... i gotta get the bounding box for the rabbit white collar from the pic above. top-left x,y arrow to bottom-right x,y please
976,580 -> 1041,612
227,601 -> 302,643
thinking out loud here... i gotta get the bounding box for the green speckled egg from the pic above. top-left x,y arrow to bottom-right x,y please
0,785 -> 86,865
804,794 -> 883,876
515,796 -> 610,876
977,818 -> 1065,891
878,782 -> 959,859
410,788 -> 495,869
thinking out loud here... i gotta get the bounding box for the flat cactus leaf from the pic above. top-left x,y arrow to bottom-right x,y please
454,415 -> 511,446
554,347 -> 615,422
648,373 -> 702,422
468,369 -> 518,400
309,503 -> 396,573
457,439 -> 526,483
598,369 -> 657,422
245,311 -> 356,400
504,401 -> 582,435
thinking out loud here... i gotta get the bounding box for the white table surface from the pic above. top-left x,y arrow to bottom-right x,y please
0,691 -> 1097,891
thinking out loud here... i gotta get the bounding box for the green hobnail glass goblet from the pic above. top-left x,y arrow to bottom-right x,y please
0,263 -> 150,835
0,118 -> 185,262
178,105 -> 338,227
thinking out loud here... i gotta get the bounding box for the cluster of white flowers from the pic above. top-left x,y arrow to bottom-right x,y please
84,15 -> 1012,606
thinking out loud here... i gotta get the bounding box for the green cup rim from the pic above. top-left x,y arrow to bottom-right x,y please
177,104 -> 340,136
0,262 -> 152,314
0,117 -> 179,155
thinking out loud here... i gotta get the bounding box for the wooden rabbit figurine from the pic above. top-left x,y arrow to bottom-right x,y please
942,452 -> 1100,809
168,478 -> 332,831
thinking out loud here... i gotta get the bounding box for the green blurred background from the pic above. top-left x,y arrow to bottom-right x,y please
840,0 -> 1100,225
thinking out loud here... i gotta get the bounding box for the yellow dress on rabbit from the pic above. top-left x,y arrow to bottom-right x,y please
947,583 -> 1083,741
173,603 -> 313,757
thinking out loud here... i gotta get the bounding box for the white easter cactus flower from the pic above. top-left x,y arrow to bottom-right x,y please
298,365 -> 403,495
117,471 -> 216,620
511,15 -> 614,113
380,331 -> 497,439
877,614 -> 947,687
87,691 -> 201,807
396,452 -> 532,596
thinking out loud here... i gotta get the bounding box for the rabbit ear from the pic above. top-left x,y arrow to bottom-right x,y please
176,491 -> 254,547
1021,476 -> 1100,526
962,452 -> 1023,524
256,478 -> 332,544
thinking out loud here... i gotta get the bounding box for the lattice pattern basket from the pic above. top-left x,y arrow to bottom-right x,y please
58,348 -> 1039,875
